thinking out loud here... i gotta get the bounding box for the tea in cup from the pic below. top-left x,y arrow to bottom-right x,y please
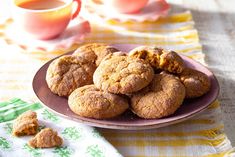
11,0 -> 81,39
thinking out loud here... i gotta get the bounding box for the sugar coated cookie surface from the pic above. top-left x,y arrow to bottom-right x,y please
73,43 -> 119,66
46,55 -> 96,97
178,68 -> 211,98
131,73 -> 185,119
93,54 -> 154,94
68,85 -> 129,119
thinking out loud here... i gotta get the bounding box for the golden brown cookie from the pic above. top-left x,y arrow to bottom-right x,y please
28,128 -> 63,148
131,73 -> 185,119
129,46 -> 162,69
93,54 -> 154,94
68,85 -> 129,119
159,50 -> 184,73
46,55 -> 96,97
178,68 -> 211,98
73,43 -> 119,66
12,110 -> 38,136
129,46 -> 184,73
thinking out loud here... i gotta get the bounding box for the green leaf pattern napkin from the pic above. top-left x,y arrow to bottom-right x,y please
0,99 -> 122,157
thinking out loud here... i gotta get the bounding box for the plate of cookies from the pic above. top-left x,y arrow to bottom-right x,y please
32,43 -> 219,130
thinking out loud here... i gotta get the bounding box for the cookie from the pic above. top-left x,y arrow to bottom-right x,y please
46,55 -> 96,97
129,46 -> 184,73
12,110 -> 38,136
159,50 -> 184,73
93,54 -> 154,94
129,46 -> 162,69
28,128 -> 63,148
131,73 -> 185,119
178,68 -> 211,98
73,43 -> 119,66
68,85 -> 129,119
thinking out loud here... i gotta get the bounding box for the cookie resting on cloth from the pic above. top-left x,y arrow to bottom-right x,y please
28,128 -> 63,148
12,110 -> 39,136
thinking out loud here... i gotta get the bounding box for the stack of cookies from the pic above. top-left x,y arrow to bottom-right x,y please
46,43 -> 211,119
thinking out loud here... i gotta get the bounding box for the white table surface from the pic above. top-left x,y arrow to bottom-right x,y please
0,0 -> 234,146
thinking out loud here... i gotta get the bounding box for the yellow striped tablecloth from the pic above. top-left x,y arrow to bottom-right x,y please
0,10 -> 234,157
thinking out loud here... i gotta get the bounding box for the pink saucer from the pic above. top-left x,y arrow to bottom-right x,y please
3,17 -> 90,52
81,0 -> 170,22
32,44 -> 219,130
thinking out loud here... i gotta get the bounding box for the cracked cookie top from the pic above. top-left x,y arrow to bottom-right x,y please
159,50 -> 184,74
131,73 -> 185,119
73,43 -> 119,66
129,46 -> 162,69
129,46 -> 185,73
93,54 -> 154,94
46,55 -> 96,97
178,68 -> 211,98
68,85 -> 129,119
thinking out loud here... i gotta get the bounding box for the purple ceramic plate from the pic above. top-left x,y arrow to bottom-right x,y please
32,44 -> 219,130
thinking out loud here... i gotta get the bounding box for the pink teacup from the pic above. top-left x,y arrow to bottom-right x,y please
11,0 -> 81,40
102,0 -> 149,14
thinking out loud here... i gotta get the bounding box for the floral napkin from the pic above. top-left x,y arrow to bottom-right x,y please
0,98 -> 122,157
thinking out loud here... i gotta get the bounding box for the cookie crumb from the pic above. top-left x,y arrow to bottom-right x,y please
12,110 -> 38,136
28,128 -> 63,148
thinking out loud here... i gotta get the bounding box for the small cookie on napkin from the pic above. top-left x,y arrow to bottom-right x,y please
12,110 -> 39,136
